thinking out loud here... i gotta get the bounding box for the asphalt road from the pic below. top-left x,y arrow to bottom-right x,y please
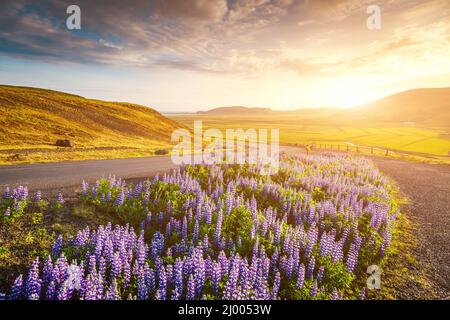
0,156 -> 176,191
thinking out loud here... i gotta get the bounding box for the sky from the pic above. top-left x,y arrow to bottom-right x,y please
0,0 -> 449,112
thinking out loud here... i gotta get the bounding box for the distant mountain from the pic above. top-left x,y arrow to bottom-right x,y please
198,106 -> 273,115
0,85 -> 185,148
336,88 -> 450,125
197,106 -> 338,118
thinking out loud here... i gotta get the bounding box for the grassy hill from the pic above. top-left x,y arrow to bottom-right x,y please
0,85 -> 185,164
335,88 -> 450,126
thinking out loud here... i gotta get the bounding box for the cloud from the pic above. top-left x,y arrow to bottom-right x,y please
0,0 -> 294,69
0,0 -> 449,77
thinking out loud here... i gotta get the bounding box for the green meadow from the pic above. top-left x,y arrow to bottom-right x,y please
170,114 -> 450,157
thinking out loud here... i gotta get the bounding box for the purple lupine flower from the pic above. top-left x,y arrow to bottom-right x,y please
18,186 -> 28,201
193,219 -> 199,244
57,192 -> 64,205
95,273 -> 104,300
122,260 -> 131,288
182,216 -> 188,240
144,266 -> 156,293
8,275 -> 24,300
331,288 -> 340,300
53,254 -> 69,285
155,266 -> 167,300
193,249 -> 206,296
271,270 -> 281,300
42,255 -> 54,288
202,234 -> 209,253
46,281 -> 56,300
165,221 -> 171,238
215,212 -> 222,245
57,282 -> 70,300
311,280 -> 318,297
150,232 -> 164,259
307,256 -> 315,279
211,262 -> 221,294
83,273 -> 98,300
25,257 -> 41,300
346,243 -> 359,273
255,266 -> 270,300
296,263 -> 305,289
136,236 -> 148,267
52,235 -> 63,258
359,287 -> 366,300
34,190 -> 42,202
81,181 -> 88,197
172,259 -> 183,300
110,252 -> 122,280
3,186 -> 11,198
98,256 -> 106,279
137,268 -> 148,300
317,266 -> 325,283
115,189 -> 125,207
186,274 -> 196,300
4,207 -> 11,217
218,251 -> 228,278
106,280 -> 121,300
223,255 -> 240,300
285,255 -> 294,280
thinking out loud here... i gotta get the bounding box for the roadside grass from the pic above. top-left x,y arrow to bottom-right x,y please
0,147 -> 172,165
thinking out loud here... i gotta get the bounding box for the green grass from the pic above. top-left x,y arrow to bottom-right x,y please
0,85 -> 186,164
170,114 -> 450,157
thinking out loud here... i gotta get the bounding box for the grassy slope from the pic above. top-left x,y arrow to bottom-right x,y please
336,88 -> 450,125
0,85 -> 186,164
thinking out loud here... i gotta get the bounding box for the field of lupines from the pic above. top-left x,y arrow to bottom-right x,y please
1,153 -> 399,300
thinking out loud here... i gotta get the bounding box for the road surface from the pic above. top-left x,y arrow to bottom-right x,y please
0,156 -> 176,191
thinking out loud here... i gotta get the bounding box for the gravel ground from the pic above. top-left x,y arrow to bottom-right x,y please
370,157 -> 450,299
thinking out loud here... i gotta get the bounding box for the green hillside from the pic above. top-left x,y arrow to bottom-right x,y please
0,85 -> 185,164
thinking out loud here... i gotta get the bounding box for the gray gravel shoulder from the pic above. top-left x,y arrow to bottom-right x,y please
369,157 -> 450,299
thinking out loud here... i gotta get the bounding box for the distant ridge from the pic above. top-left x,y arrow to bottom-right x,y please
197,106 -> 338,118
198,106 -> 273,115
197,88 -> 450,126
